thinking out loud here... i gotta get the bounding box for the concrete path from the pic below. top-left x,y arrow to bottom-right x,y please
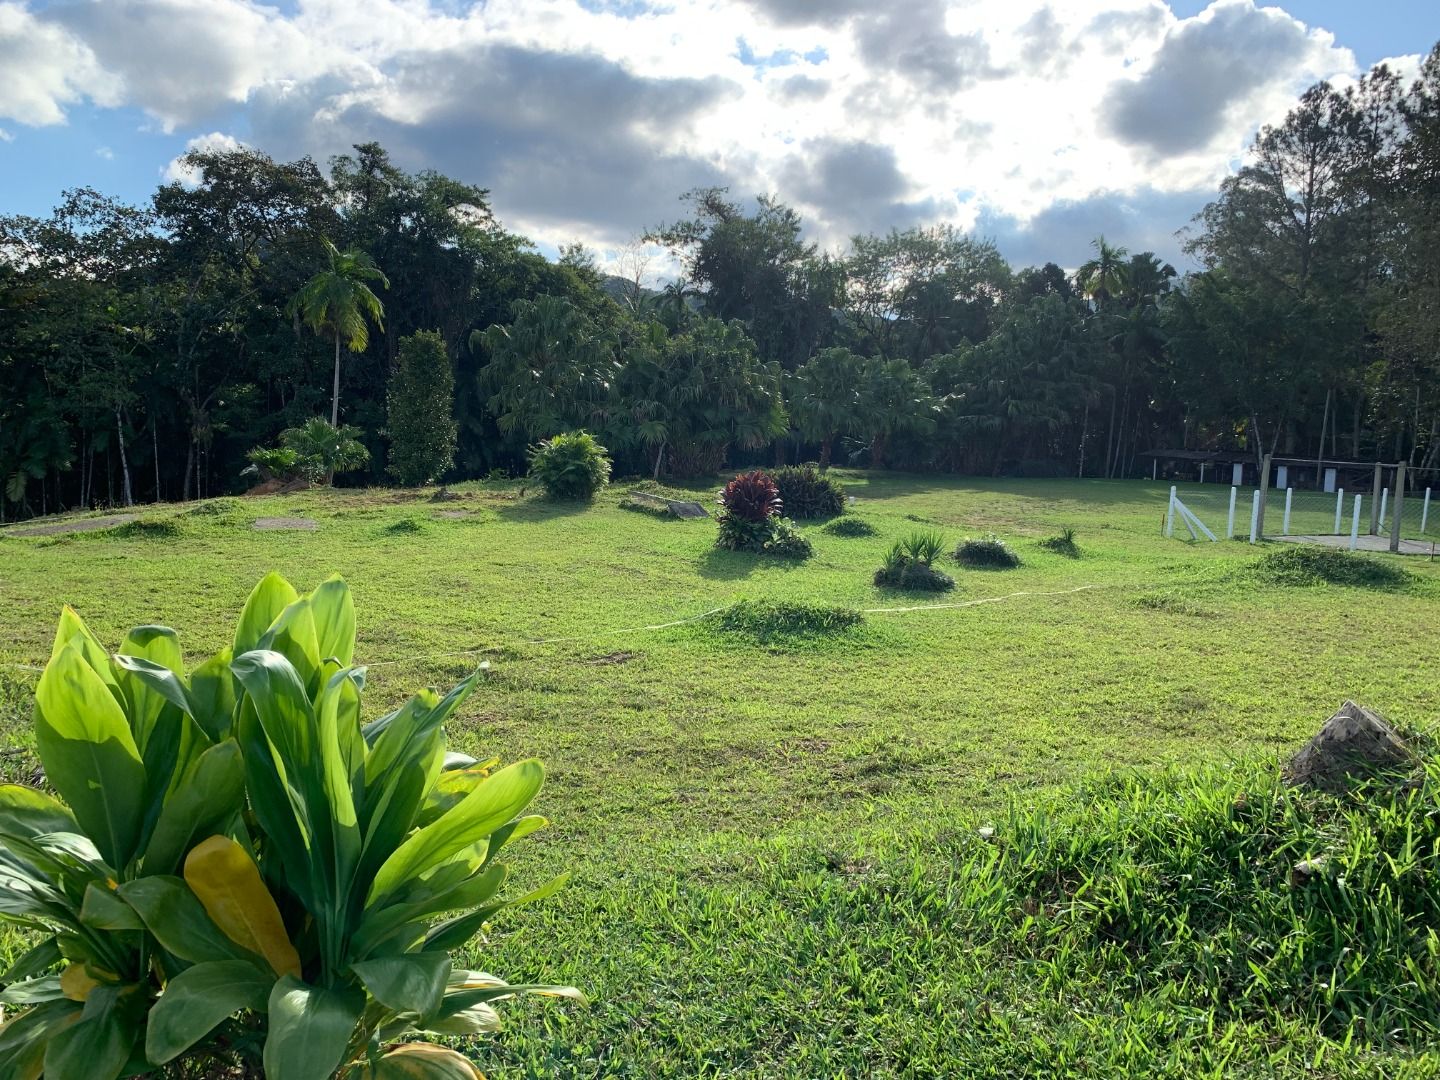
253,516 -> 317,531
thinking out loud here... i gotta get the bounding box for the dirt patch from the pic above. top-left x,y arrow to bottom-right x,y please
7,513 -> 137,537
583,651 -> 639,665
253,517 -> 318,531
435,510 -> 471,520
244,479 -> 312,497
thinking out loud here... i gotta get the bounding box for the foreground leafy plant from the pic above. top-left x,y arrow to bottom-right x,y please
0,573 -> 578,1079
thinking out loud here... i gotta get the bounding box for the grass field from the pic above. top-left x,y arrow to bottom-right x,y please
2,474 -> 1438,1077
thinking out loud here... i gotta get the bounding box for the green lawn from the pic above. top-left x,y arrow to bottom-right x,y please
2,474 -> 1437,1077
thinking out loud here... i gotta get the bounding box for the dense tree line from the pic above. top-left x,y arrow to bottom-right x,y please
2,45 -> 1437,519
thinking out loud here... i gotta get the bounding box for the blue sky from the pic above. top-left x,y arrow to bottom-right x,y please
2,0 -> 1437,270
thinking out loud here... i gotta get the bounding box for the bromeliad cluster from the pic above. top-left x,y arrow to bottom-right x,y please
0,573 -> 578,1080
714,470 -> 812,558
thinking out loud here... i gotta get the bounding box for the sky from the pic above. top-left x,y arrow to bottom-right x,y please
1,0 -> 1437,276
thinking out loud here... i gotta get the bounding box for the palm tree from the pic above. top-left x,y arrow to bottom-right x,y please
790,347 -> 864,468
288,239 -> 389,427
1074,235 -> 1130,312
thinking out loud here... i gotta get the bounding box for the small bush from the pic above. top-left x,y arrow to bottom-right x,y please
528,430 -> 613,500
712,599 -> 863,643
183,497 -> 242,517
245,419 -> 369,485
716,512 -> 775,551
955,535 -> 1021,569
382,515 -> 426,535
721,470 -> 782,522
1253,545 -> 1410,589
764,517 -> 813,559
772,464 -> 846,519
874,536 -> 955,591
822,516 -> 878,538
1038,526 -> 1080,557
108,517 -> 182,540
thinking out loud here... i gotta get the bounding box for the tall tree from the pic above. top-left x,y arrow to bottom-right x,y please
289,239 -> 390,427
387,330 -> 457,487
789,347 -> 867,468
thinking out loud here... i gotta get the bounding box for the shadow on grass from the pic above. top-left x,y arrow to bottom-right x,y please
493,496 -> 597,522
697,548 -> 811,580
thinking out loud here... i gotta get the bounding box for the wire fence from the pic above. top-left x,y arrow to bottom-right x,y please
1168,475 -> 1436,544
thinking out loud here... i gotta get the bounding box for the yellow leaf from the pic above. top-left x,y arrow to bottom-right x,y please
58,964 -> 99,1002
349,1042 -> 485,1079
184,835 -> 301,978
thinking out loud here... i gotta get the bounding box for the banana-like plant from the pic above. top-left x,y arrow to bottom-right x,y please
0,573 -> 578,1079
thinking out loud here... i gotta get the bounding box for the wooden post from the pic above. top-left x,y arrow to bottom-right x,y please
1249,490 -> 1261,544
1165,486 -> 1176,538
1390,463 -> 1406,553
1256,454 -> 1272,539
1334,488 -> 1344,534
1350,495 -> 1362,550
1227,486 -> 1237,538
1370,462 -> 1383,534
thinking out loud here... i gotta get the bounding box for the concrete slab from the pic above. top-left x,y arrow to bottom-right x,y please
1276,533 -> 1436,556
7,514 -> 137,537
253,516 -> 317,531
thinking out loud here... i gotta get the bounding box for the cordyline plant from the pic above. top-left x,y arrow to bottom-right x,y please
0,573 -> 578,1079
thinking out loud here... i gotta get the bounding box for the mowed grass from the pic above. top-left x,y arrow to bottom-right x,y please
2,474 -> 1438,1077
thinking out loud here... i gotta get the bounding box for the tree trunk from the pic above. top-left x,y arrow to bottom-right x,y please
651,441 -> 665,481
871,432 -> 887,469
116,407 -> 134,508
1351,395 -> 1362,458
819,434 -> 833,469
1078,400 -> 1088,478
1103,388 -> 1117,478
331,333 -> 342,428
183,436 -> 195,502
152,414 -> 162,503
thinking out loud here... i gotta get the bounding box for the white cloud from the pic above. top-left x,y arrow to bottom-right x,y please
95,145 -> 114,159
6,0 -> 1371,266
163,131 -> 248,185
0,1 -> 120,126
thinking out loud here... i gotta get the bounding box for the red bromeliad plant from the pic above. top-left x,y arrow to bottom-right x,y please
721,470 -> 782,522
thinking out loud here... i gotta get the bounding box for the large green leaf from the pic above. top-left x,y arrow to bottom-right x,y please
308,575 -> 356,667
234,696 -> 315,909
2,937 -> 62,983
369,759 -> 544,905
117,876 -> 260,967
79,883 -> 143,931
0,784 -> 78,839
233,573 -> 299,659
49,606 -> 122,706
142,740 -> 245,876
34,642 -> 147,869
145,959 -> 273,1065
350,952 -> 451,1021
352,865 -> 507,960
263,975 -> 364,1080
0,998 -> 83,1080
424,872 -> 570,952
114,625 -> 183,750
43,984 -> 140,1080
188,648 -> 237,742
110,654 -> 205,852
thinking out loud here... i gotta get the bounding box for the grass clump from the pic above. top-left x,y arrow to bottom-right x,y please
381,515 -> 427,536
1133,591 -> 1218,618
107,517 -> 182,540
821,516 -> 877,538
955,534 -> 1021,568
1253,546 -> 1410,589
711,599 -> 863,644
1038,526 -> 1080,557
983,755 -> 1440,1047
182,497 -> 242,518
772,464 -> 846,519
874,530 -> 955,591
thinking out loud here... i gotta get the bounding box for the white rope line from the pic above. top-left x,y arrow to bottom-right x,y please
0,584 -> 1107,675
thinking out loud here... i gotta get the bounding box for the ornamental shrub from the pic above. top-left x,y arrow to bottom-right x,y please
772,464 -> 846,519
527,431 -> 612,500
387,330 -> 458,487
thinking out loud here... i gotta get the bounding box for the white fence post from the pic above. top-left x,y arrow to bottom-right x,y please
1423,488 -> 1431,533
1227,486 -> 1237,538
1283,488 -> 1293,534
1334,488 -> 1344,534
1350,494 -> 1363,551
1166,486 -> 1176,537
1379,488 -> 1389,531
1249,490 -> 1261,544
